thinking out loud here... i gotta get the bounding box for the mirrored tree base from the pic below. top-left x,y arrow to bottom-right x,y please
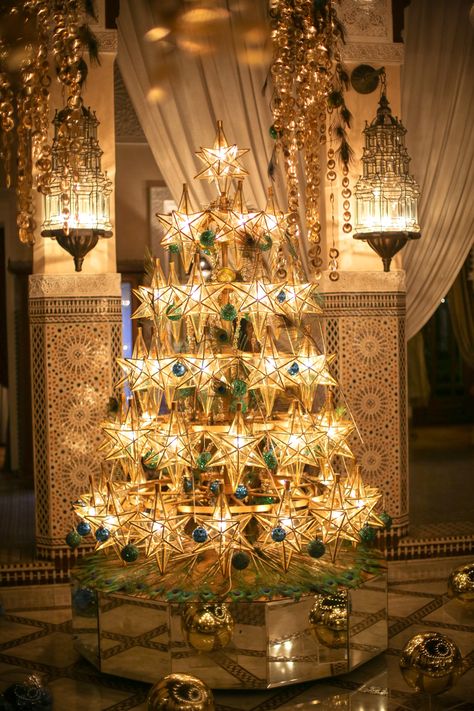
71,572 -> 387,689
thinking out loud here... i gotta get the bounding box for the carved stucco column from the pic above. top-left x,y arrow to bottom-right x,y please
29,275 -> 122,562
320,271 -> 409,543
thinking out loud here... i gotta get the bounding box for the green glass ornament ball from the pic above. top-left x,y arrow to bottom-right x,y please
66,530 -> 82,549
232,551 -> 250,570
196,451 -> 212,471
258,234 -> 272,252
269,124 -> 279,140
263,449 -> 278,470
359,524 -> 377,544
220,303 -> 237,321
142,450 -> 159,470
199,229 -> 216,248
121,544 -> 139,563
166,304 -> 182,321
380,511 -> 393,530
168,243 -> 180,254
231,379 -> 247,397
307,539 -> 326,558
259,496 -> 276,505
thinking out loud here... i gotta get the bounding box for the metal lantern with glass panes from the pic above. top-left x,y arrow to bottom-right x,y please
354,82 -> 421,271
41,96 -> 112,271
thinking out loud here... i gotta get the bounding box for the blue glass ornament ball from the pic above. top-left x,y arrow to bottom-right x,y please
183,477 -> 193,493
288,362 -> 299,376
172,362 -> 187,377
235,484 -> 248,500
192,527 -> 208,543
271,526 -> 286,542
209,480 -> 220,495
95,527 -> 110,543
76,521 -> 91,536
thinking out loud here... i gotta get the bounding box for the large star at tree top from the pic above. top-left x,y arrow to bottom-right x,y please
195,121 -> 249,183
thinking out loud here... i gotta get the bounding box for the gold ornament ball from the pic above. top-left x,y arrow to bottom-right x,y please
216,266 -> 236,283
399,632 -> 463,695
447,562 -> 474,607
182,602 -> 234,652
309,592 -> 348,649
147,673 -> 215,711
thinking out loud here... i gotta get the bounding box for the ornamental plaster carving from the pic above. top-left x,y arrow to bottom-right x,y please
319,269 -> 406,294
29,273 -> 121,298
30,293 -> 122,553
338,0 -> 392,43
114,64 -> 147,143
95,30 -> 118,53
342,42 -> 404,65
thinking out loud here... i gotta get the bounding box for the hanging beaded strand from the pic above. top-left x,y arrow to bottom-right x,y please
268,0 -> 348,281
326,127 -> 339,281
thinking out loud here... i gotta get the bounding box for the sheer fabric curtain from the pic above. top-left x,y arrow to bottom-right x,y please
448,256 -> 474,369
117,0 -> 315,272
401,0 -> 474,339
117,2 -> 279,210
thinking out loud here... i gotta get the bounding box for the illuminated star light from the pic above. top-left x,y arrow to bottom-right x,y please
130,486 -> 190,573
255,482 -> 314,571
189,488 -> 254,577
158,184 -> 203,271
195,121 -> 249,188
99,397 -> 155,464
208,404 -> 265,490
81,481 -> 137,555
146,404 -> 200,481
310,474 -> 361,561
312,392 -> 356,461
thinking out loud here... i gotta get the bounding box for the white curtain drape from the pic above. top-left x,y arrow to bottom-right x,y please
117,1 -> 281,210
401,0 -> 474,339
117,0 -> 315,274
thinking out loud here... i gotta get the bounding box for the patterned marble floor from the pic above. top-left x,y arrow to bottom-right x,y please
1,556 -> 474,710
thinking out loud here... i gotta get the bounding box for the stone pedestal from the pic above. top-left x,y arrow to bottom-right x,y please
29,274 -> 122,563
320,271 -> 408,542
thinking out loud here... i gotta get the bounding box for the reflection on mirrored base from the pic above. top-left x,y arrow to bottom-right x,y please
71,574 -> 387,689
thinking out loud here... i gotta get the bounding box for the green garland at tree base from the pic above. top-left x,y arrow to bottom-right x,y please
72,544 -> 385,604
